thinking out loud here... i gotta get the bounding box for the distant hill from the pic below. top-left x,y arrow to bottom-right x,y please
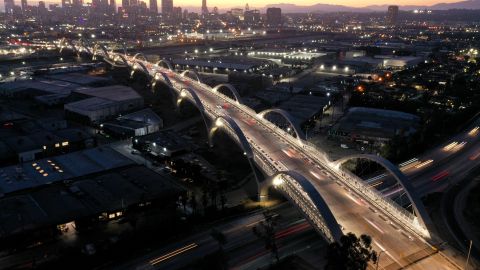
264,0 -> 480,13
261,3 -> 369,13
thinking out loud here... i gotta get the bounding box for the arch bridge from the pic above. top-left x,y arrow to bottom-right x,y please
56,40 -> 458,268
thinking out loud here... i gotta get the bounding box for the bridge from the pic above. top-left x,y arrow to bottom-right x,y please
59,38 -> 463,269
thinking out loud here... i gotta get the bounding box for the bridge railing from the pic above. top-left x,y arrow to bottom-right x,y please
170,67 -> 428,237
89,48 -> 428,238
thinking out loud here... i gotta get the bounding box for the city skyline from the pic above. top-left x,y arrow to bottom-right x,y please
1,0 -> 467,10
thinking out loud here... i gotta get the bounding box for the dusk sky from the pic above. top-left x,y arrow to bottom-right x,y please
37,0 -> 464,8
176,0 -> 462,8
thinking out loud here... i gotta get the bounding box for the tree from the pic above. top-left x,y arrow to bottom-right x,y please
210,228 -> 227,251
325,232 -> 377,270
189,193 -> 197,215
252,210 -> 280,263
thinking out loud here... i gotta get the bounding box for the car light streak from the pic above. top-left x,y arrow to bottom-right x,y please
363,217 -> 384,234
415,159 -> 433,169
468,126 -> 479,136
431,170 -> 449,181
149,243 -> 198,265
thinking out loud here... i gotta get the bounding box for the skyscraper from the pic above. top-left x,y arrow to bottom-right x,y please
4,0 -> 15,14
387,5 -> 399,25
149,0 -> 157,13
161,0 -> 172,15
266,7 -> 282,27
121,0 -> 128,7
72,0 -> 82,7
110,0 -> 116,13
21,0 -> 27,11
201,0 -> 207,15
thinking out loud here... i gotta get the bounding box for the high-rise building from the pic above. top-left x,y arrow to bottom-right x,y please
61,0 -> 71,7
121,0 -> 128,7
266,7 -> 281,27
161,0 -> 172,15
201,0 -> 207,15
387,5 -> 399,25
38,0 -> 46,14
149,0 -> 157,13
4,0 -> 15,14
21,0 -> 27,11
109,0 -> 116,13
244,9 -> 260,25
231,8 -> 243,19
245,3 -> 249,11
72,0 -> 82,7
171,6 -> 181,20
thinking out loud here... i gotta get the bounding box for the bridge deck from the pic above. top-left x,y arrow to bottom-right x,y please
94,51 -> 460,269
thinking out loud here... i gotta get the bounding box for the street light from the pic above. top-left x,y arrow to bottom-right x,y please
273,177 -> 284,186
376,250 -> 386,270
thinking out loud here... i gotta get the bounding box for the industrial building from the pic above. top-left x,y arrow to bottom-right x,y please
102,108 -> 163,137
329,107 -> 420,148
0,166 -> 184,251
132,130 -> 190,158
65,85 -> 144,124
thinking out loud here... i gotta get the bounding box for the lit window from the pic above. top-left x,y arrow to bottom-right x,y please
55,143 -> 60,148
43,173 -> 48,177
62,141 -> 69,146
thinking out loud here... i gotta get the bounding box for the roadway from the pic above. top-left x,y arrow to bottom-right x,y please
155,67 -> 458,269
80,47 -> 464,269
108,203 -> 325,270
370,119 -> 480,200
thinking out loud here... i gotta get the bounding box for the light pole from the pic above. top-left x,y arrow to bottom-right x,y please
465,240 -> 473,270
376,250 -> 385,270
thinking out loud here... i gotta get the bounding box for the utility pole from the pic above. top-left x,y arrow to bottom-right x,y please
376,250 -> 385,270
465,240 -> 473,270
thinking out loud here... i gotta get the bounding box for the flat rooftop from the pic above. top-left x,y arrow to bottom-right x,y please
73,85 -> 141,102
44,73 -> 111,86
0,166 -> 184,239
0,79 -> 79,95
334,107 -> 420,139
0,146 -> 134,195
279,95 -> 330,122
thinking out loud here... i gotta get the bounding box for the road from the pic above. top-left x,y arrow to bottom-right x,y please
108,203 -> 325,270
71,44 -> 465,269
370,119 -> 480,199
161,67 -> 459,269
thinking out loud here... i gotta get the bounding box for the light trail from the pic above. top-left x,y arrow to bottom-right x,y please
363,217 -> 385,234
443,142 -> 458,151
415,159 -> 434,169
468,126 -> 479,136
149,243 -> 198,265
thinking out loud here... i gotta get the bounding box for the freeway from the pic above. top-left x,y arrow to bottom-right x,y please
369,119 -> 480,199
64,42 -> 466,269
109,203 -> 325,270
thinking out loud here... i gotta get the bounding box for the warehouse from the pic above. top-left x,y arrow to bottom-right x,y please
64,85 -> 144,124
